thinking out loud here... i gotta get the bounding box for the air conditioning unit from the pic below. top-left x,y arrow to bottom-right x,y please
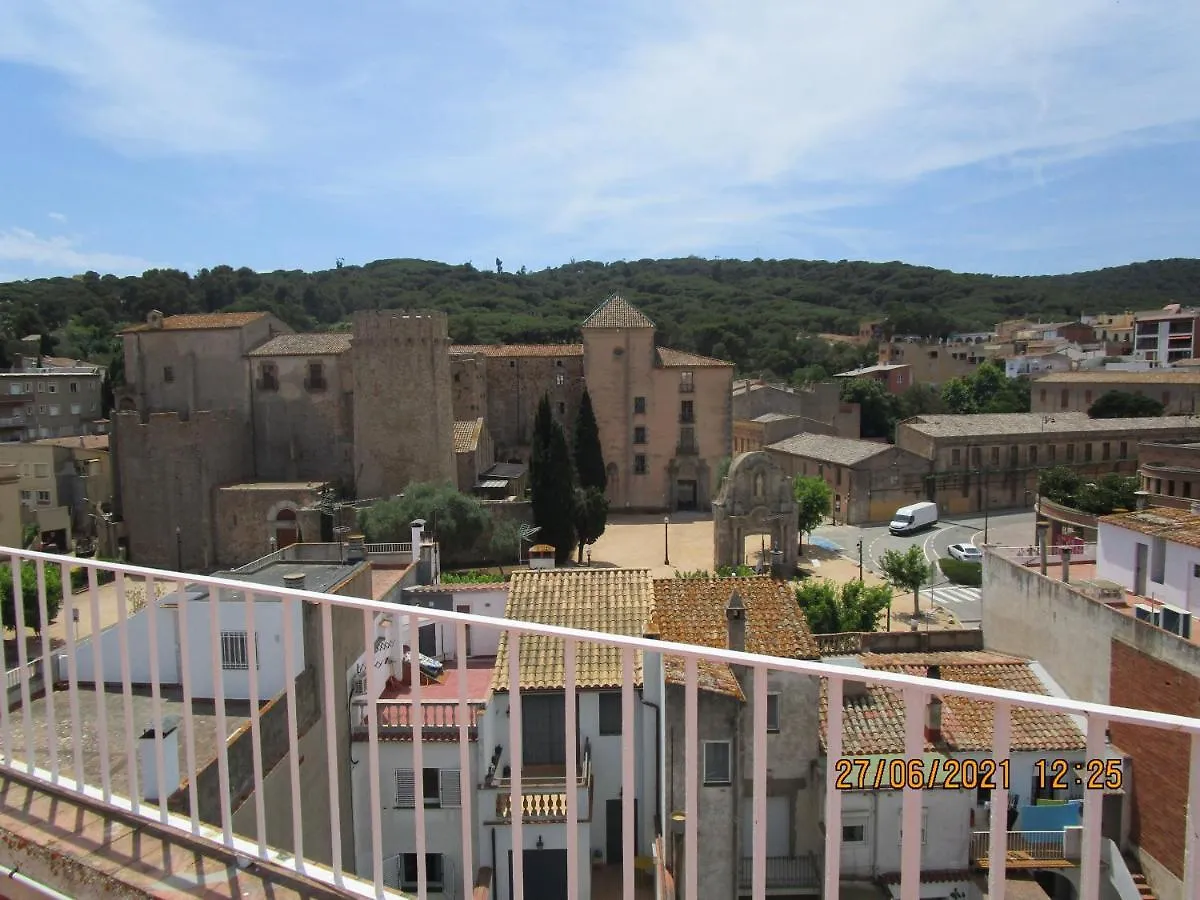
1134,605 -> 1162,627
1159,604 -> 1194,640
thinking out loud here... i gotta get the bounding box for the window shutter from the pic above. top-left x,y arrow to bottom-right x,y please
395,769 -> 416,808
440,769 -> 462,808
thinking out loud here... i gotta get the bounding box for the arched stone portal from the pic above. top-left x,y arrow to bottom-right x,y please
712,452 -> 798,574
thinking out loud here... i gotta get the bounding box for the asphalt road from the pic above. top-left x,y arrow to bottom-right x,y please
813,509 -> 1036,625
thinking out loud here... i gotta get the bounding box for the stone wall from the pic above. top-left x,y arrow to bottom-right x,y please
251,352 -> 354,486
213,483 -> 326,569
450,353 -> 489,423
482,355 -> 584,462
352,311 -> 456,499
982,550 -> 1200,900
113,410 -> 253,570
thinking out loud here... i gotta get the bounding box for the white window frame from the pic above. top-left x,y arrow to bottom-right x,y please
702,740 -> 732,785
47,405 -> 60,417
219,631 -> 257,670
842,816 -> 868,844
36,491 -> 50,506
46,383 -> 57,394
69,382 -> 79,393
898,808 -> 929,845
70,403 -> 82,415
766,693 -> 780,733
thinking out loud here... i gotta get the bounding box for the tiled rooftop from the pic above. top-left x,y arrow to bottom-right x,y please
750,412 -> 799,423
33,434 -> 109,450
247,332 -> 352,357
820,651 -> 1086,754
449,343 -> 584,358
655,347 -> 733,368
454,418 -> 483,453
833,363 -> 910,377
121,312 -> 268,333
490,569 -> 654,692
1034,370 -> 1200,385
1100,506 -> 1200,548
580,293 -> 655,329
900,411 -> 1200,438
767,432 -> 893,467
651,577 -> 819,699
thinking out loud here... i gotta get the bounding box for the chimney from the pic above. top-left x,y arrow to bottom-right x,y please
410,518 -> 426,559
843,679 -> 869,700
1134,491 -> 1149,511
138,716 -> 181,802
924,666 -> 943,745
282,571 -> 306,591
725,589 -> 746,653
346,533 -> 366,563
1061,547 -> 1072,584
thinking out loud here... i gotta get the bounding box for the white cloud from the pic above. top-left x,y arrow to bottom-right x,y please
0,228 -> 154,275
47,212 -> 67,223
0,0 -> 272,156
389,0 -> 1200,254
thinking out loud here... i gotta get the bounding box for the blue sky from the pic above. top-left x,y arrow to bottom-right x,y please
2,0 -> 1200,283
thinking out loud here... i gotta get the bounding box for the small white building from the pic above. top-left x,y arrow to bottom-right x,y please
1098,506 -> 1200,628
1003,351 -> 1072,379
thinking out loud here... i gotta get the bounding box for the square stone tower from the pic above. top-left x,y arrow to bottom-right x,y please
351,310 -> 456,499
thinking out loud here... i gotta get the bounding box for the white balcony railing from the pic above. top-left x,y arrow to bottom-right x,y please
970,830 -> 1068,866
0,546 -> 1196,900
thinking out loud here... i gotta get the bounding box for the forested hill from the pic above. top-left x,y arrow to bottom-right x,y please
2,256 -> 1198,381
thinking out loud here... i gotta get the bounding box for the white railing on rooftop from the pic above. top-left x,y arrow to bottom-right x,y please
363,542 -> 413,555
0,546 -> 1197,900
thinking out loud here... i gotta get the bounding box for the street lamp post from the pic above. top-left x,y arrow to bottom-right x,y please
175,526 -> 182,572
982,468 -> 990,545
857,539 -> 863,581
663,515 -> 671,566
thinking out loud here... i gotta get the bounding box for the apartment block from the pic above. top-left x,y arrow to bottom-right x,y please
1133,305 -> 1200,366
0,367 -> 105,442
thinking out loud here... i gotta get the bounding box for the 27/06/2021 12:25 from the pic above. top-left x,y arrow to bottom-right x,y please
834,756 -> 1010,791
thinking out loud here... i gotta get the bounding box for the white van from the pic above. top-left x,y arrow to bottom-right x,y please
889,501 -> 939,535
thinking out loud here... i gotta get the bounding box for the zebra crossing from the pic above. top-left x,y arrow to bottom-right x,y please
928,585 -> 982,606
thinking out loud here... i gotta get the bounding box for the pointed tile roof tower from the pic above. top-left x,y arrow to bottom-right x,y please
581,293 -> 655,329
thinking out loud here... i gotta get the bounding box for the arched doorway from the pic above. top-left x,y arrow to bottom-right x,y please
272,507 -> 299,548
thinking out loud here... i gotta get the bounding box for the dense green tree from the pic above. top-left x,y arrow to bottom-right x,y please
878,546 -> 934,627
839,377 -> 901,439
1037,467 -> 1138,514
940,361 -> 1030,415
530,395 -> 577,563
573,390 -> 607,491
573,486 -> 609,563
896,383 -> 946,420
489,519 -> 523,565
795,578 -> 893,634
357,482 -> 490,558
1088,390 -> 1165,419
793,476 -> 833,550
0,562 -> 62,636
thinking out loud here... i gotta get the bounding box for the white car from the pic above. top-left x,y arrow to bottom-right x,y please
947,543 -> 983,563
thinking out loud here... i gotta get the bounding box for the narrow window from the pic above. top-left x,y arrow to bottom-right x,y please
598,693 -> 622,735
703,741 -> 732,785
633,396 -> 646,414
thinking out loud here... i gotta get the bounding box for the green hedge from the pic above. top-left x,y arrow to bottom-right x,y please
939,557 -> 982,587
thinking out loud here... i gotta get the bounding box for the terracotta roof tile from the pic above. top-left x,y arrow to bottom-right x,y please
1100,506 -> 1200,549
901,412 -> 1200,438
121,312 -> 268,333
651,577 -> 819,700
820,651 -> 1085,754
656,347 -> 733,368
767,433 -> 893,467
1035,370 -> 1200,385
450,344 -> 583,358
248,332 -> 352,357
453,419 -> 483,454
491,569 -> 654,692
581,294 -> 655,329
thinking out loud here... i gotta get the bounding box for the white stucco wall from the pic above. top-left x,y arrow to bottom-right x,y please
1098,521 -> 1200,614
401,588 -> 507,659
73,590 -> 304,700
350,740 -> 482,892
490,820 -> 592,900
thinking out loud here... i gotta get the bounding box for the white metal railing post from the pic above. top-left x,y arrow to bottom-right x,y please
2,555 -> 17,765
684,655 -> 698,900
823,677 -> 843,900
244,592 -> 267,856
900,687 -> 926,900
12,555 -> 34,774
34,560 -> 57,784
87,566 -> 112,803
282,595 -> 304,871
364,609 -> 385,896
321,602 -> 344,885
622,646 -> 636,899
509,630 -> 524,899
115,572 -> 140,814
410,612 -> 428,900
988,703 -> 1011,900
144,574 -> 169,823
207,587 -> 233,847
751,666 -> 767,900
59,561 -> 83,791
1186,732 -> 1200,899
174,578 -> 200,835
457,623 -> 476,900
1079,716 -> 1108,900
565,638 -> 579,900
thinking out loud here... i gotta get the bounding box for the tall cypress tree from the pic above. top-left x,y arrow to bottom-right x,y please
573,390 -> 607,492
530,395 -> 577,564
